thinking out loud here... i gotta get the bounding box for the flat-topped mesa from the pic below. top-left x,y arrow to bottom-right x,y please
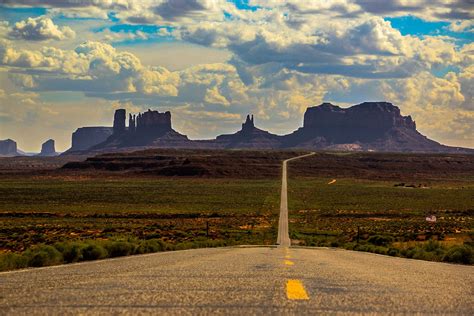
302,101 -> 417,143
0,139 -> 17,156
39,139 -> 56,156
71,127 -> 113,151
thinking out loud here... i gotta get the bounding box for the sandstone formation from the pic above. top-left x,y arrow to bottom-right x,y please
215,114 -> 282,149
113,109 -> 126,135
65,102 -> 473,154
0,139 -> 18,156
86,109 -> 189,151
70,127 -> 113,151
38,139 -> 58,156
282,102 -> 454,152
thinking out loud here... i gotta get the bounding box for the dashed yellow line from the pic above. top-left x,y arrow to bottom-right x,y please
286,279 -> 309,300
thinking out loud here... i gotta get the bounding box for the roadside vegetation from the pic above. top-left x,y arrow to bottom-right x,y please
288,177 -> 473,265
290,231 -> 473,265
1,150 -> 473,270
0,237 -> 241,271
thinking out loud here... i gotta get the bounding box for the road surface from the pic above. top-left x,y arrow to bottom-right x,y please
1,247 -> 473,314
276,152 -> 315,247
1,153 -> 473,314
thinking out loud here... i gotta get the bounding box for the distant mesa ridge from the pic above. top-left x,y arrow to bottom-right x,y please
0,139 -> 19,157
65,102 -> 473,154
84,109 -> 188,151
38,139 -> 58,157
71,127 -> 113,151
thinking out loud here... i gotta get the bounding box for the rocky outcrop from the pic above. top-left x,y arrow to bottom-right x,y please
135,110 -> 172,136
113,109 -> 126,135
215,114 -> 282,149
38,139 -> 58,156
71,127 -> 113,151
302,102 -> 416,143
65,103 -> 473,154
88,109 -> 189,151
283,102 -> 466,153
0,139 -> 18,156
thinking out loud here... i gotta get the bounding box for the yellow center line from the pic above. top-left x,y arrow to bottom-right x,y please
286,279 -> 309,300
284,260 -> 294,266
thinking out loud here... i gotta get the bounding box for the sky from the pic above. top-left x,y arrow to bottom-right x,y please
0,0 -> 473,152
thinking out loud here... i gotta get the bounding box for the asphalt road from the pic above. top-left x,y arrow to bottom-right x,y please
276,152 -> 315,247
1,247 -> 473,314
1,152 -> 473,314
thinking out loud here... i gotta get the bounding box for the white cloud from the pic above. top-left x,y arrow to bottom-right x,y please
449,20 -> 474,33
378,70 -> 474,145
204,86 -> 230,105
9,16 -> 75,41
0,0 -> 472,149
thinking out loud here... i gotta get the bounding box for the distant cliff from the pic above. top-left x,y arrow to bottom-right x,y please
65,102 -> 473,154
86,109 -> 189,151
71,127 -> 113,151
282,102 -> 459,153
0,139 -> 18,156
38,139 -> 58,157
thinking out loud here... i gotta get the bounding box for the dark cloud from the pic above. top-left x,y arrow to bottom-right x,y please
153,0 -> 206,21
354,0 -> 420,14
0,0 -> 127,9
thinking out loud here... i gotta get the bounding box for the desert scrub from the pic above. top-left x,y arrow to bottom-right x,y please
442,245 -> 473,264
294,231 -> 473,265
0,237 -> 236,272
22,245 -> 63,267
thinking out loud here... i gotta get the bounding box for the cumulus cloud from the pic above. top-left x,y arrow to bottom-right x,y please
181,16 -> 465,79
0,40 -> 251,108
253,0 -> 474,21
0,40 -> 179,96
1,0 -> 132,19
377,70 -> 474,145
153,0 -> 223,21
1,0 -> 473,148
9,16 -> 75,41
449,20 -> 474,32
3,0 -> 473,24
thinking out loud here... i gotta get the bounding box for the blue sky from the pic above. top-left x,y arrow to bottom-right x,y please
0,0 -> 473,151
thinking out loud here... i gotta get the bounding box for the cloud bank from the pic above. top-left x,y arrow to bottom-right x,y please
0,0 -> 473,151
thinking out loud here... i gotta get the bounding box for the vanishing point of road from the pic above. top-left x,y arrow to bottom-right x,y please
1,153 -> 473,314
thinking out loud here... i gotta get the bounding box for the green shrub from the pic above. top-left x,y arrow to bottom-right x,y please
135,239 -> 164,254
54,242 -> 84,263
0,253 -> 28,271
104,241 -> 134,257
82,243 -> 108,261
442,245 -> 473,264
367,235 -> 393,246
25,245 -> 63,267
373,246 -> 388,255
388,248 -> 399,256
401,247 -> 416,258
423,240 -> 443,252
